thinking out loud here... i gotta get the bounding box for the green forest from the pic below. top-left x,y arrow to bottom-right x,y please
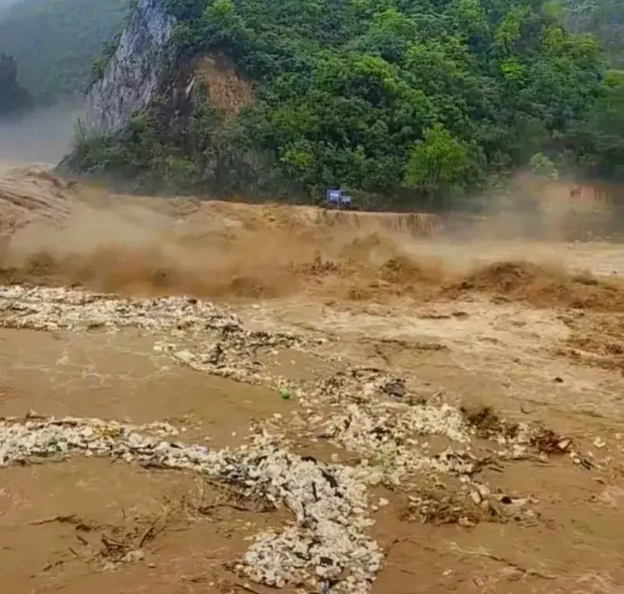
0,0 -> 130,100
66,0 -> 624,206
0,0 -> 620,206
564,0 -> 623,66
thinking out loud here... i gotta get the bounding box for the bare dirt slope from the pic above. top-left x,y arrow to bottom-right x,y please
1,165 -> 624,594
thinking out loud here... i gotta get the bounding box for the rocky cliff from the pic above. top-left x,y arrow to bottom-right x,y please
84,0 -> 174,135
61,0 -> 256,195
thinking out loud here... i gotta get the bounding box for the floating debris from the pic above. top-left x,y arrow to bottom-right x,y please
0,416 -> 382,594
0,285 -> 596,592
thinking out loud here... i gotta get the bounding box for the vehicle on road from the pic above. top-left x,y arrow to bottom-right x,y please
325,188 -> 353,209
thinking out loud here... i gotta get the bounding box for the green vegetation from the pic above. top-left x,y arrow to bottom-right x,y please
68,0 -> 624,206
0,52 -> 33,115
89,31 -> 124,82
573,69 -> 624,182
0,0 -> 131,100
562,0 -> 624,182
564,0 -> 623,66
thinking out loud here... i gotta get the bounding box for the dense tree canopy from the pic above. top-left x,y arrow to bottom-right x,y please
69,0 -> 624,205
572,69 -> 624,182
564,0 -> 623,66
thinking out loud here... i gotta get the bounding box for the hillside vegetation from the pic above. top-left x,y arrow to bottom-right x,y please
564,0 -> 623,66
0,0 -> 130,100
68,0 -> 624,207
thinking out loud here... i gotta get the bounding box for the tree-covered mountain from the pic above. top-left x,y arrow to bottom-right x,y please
561,0 -> 624,180
573,70 -> 624,183
0,52 -> 33,115
0,0 -> 131,100
66,0 -> 623,205
563,0 -> 624,66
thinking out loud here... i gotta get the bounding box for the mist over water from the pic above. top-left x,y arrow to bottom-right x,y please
0,101 -> 84,166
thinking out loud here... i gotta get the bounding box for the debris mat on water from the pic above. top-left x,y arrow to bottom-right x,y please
0,416 -> 382,593
0,285 -> 597,592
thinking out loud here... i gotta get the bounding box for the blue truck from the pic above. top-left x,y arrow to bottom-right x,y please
325,188 -> 353,210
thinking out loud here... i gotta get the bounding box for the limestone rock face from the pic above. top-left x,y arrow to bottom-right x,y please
84,0 -> 174,135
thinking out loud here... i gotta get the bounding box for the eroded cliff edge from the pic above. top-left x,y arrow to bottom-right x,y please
84,0 -> 175,135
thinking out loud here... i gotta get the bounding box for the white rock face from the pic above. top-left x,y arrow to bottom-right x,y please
84,0 -> 175,135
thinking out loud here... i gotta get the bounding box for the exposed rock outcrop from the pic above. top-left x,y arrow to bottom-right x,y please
84,0 -> 174,135
66,0 -> 259,193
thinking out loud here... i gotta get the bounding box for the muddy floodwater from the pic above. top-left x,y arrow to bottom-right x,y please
0,164 -> 624,594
